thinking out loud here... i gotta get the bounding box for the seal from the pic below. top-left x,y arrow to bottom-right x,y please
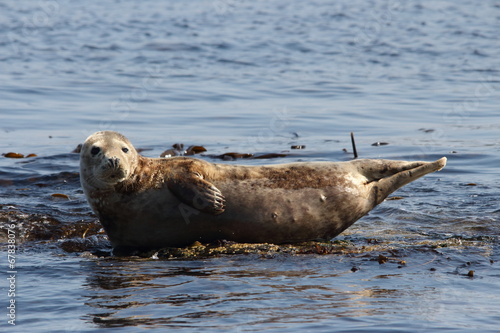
80,131 -> 447,251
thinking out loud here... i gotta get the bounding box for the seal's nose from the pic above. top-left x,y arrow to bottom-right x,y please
108,157 -> 120,169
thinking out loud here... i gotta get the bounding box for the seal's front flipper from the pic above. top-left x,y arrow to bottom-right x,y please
168,175 -> 226,215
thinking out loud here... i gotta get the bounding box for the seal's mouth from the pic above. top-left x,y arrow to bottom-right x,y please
106,169 -> 127,181
98,157 -> 128,184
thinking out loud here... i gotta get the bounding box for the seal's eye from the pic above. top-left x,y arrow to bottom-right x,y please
90,146 -> 101,156
122,147 -> 129,153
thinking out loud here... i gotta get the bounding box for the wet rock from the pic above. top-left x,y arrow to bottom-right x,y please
60,235 -> 111,253
217,152 -> 254,160
253,153 -> 288,159
185,145 -> 207,155
378,254 -> 389,264
51,193 -> 70,200
386,196 -> 405,201
160,149 -> 180,158
161,144 -> 207,158
3,152 -> 25,158
0,209 -> 102,243
72,144 -> 82,153
206,152 -> 288,160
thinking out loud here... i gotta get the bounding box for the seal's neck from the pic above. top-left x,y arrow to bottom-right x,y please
113,156 -> 165,193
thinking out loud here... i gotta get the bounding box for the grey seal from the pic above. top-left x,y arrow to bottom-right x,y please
80,131 -> 447,250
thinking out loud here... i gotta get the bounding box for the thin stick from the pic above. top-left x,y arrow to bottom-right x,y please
350,132 -> 358,159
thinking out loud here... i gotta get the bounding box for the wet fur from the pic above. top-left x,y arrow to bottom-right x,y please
80,131 -> 446,250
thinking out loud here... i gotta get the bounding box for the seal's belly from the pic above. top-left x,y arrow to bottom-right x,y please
212,180 -> 371,243
103,179 -> 371,248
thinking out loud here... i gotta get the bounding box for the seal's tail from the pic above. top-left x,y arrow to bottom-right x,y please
356,157 -> 447,205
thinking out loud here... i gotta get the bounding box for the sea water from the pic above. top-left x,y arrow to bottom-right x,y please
0,0 -> 499,331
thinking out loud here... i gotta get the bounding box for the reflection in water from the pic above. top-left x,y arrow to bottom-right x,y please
79,254 -> 459,330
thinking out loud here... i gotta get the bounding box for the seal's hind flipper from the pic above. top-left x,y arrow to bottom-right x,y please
168,176 -> 226,215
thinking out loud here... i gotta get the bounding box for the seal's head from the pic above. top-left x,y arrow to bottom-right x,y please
80,131 -> 138,190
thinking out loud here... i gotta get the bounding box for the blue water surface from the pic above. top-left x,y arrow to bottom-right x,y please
0,0 -> 499,331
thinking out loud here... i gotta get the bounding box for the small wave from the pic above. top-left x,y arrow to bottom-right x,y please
82,44 -> 121,51
217,58 -> 256,66
143,42 -> 202,52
